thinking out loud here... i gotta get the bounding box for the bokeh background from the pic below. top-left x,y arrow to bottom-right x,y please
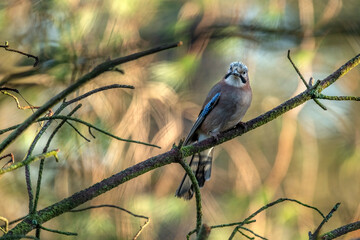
1,0 -> 360,239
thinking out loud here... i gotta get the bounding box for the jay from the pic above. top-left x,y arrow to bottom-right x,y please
175,61 -> 252,200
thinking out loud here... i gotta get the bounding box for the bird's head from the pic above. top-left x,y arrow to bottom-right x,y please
224,61 -> 249,87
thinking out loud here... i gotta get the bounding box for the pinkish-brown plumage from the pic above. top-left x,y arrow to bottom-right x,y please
176,62 -> 252,200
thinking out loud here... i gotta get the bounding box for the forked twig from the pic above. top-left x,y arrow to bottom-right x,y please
287,50 -> 327,110
70,204 -> 150,240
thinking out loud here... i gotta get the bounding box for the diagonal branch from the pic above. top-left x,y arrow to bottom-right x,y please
4,53 -> 360,238
320,220 -> 360,240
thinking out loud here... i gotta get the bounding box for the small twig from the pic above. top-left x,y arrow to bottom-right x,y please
0,153 -> 14,169
177,157 -> 203,235
228,198 -> 326,239
0,150 -> 59,175
88,127 -> 96,138
309,77 -> 314,86
1,90 -> 40,110
312,98 -> 327,110
0,216 -> 9,233
132,218 -> 150,240
0,87 -> 19,93
317,94 -> 360,101
239,226 -> 268,240
65,84 -> 134,105
70,204 -> 150,240
287,50 -> 327,110
187,220 -> 256,239
0,42 -> 39,67
107,67 -> 125,74
0,115 -> 160,149
2,216 -> 26,228
237,230 -> 254,239
38,116 -> 160,148
32,105 -> 82,214
37,225 -> 77,236
65,120 -> 91,142
288,50 -> 309,88
70,204 -> 148,219
309,203 -> 341,240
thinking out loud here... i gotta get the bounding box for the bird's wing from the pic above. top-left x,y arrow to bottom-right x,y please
183,92 -> 221,145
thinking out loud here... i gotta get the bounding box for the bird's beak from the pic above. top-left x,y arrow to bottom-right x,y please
232,70 -> 246,84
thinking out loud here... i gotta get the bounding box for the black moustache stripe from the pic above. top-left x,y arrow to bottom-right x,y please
240,75 -> 246,83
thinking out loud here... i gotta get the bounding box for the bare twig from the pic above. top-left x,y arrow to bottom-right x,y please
37,225 -> 77,236
0,153 -> 14,169
0,216 -> 8,234
0,150 -> 59,175
309,203 -> 341,240
1,90 -> 39,110
317,94 -> 360,101
32,105 -> 83,215
37,116 -> 160,148
0,42 -> 39,67
228,198 -> 326,239
177,157 -> 203,234
287,50 -> 309,88
239,226 -> 268,240
65,120 -> 91,142
70,204 -> 150,240
187,220 -> 256,239
65,84 -> 134,105
287,50 -> 327,110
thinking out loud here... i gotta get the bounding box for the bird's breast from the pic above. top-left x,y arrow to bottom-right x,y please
200,86 -> 252,134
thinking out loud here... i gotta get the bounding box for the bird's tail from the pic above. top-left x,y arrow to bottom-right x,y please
175,147 -> 214,200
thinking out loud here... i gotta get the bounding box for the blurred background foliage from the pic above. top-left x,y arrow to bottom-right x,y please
0,0 -> 360,239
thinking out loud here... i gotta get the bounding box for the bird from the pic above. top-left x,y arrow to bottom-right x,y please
175,61 -> 252,200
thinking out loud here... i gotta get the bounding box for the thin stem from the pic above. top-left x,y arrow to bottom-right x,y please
38,116 -> 160,148
0,150 -> 59,175
287,50 -> 309,88
65,84 -> 134,105
38,225 -> 77,236
309,203 -> 341,240
177,158 -> 202,235
32,105 -> 82,214
229,198 -> 325,239
0,43 -> 39,67
317,94 -> 360,101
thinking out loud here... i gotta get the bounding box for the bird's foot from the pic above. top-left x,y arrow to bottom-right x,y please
236,121 -> 248,132
209,131 -> 221,141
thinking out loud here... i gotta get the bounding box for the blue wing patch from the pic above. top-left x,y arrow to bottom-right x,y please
199,92 -> 221,118
183,92 -> 221,145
